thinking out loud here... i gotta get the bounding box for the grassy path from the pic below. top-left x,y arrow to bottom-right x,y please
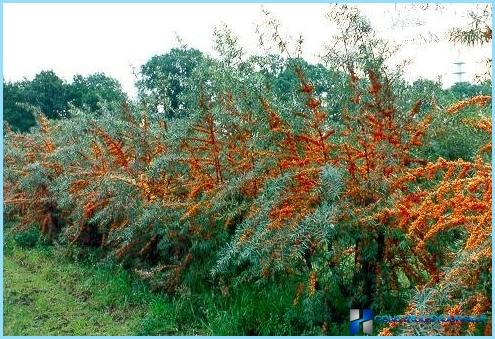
3,230 -> 331,335
3,238 -> 247,336
3,245 -> 150,335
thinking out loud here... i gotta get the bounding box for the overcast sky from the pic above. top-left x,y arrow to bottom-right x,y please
3,3 -> 492,96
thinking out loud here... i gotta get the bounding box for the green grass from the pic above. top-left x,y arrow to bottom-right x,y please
3,223 -> 184,336
3,226 -> 342,335
4,243 -> 147,335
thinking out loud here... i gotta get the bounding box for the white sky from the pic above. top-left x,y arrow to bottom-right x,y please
3,3 -> 492,97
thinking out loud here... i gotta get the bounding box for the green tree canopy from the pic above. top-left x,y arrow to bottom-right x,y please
137,48 -> 205,118
68,73 -> 127,112
3,71 -> 127,132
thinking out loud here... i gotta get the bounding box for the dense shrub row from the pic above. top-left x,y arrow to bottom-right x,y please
5,54 -> 491,334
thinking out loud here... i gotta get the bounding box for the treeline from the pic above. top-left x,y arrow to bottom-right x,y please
4,72 -> 126,131
4,48 -> 491,133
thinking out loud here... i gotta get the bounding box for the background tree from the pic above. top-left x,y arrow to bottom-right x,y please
4,71 -> 68,132
137,48 -> 205,118
3,81 -> 36,132
68,73 -> 127,112
4,71 -> 127,132
25,71 -> 69,120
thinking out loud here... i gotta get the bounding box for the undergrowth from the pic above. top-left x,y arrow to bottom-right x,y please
4,225 -> 349,335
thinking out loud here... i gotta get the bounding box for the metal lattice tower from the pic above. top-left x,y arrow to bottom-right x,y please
453,51 -> 466,83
